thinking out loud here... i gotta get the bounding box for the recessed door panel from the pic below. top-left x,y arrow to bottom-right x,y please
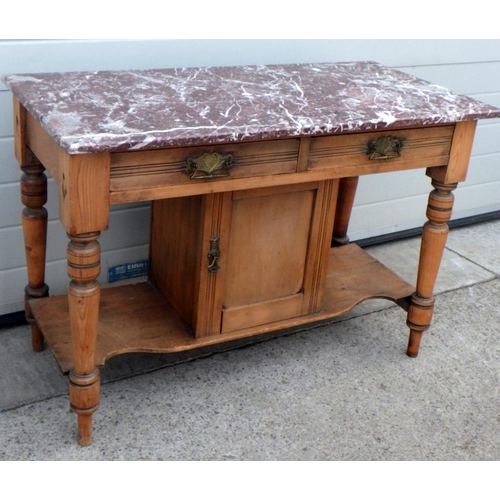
224,186 -> 315,308
221,182 -> 335,333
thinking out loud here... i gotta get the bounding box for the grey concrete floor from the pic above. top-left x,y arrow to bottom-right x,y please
1,220 -> 500,460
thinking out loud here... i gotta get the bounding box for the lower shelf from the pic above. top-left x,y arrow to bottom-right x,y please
30,244 -> 415,373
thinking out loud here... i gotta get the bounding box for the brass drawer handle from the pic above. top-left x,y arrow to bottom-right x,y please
187,152 -> 233,179
367,136 -> 404,160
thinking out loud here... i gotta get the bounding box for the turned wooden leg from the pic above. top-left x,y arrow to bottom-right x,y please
406,179 -> 457,357
21,165 -> 49,351
332,176 -> 359,247
67,231 -> 101,446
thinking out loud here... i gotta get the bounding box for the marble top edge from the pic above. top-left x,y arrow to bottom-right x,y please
4,61 -> 500,154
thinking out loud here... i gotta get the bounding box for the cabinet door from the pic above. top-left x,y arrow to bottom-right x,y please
149,180 -> 338,339
220,180 -> 338,333
149,191 -> 232,339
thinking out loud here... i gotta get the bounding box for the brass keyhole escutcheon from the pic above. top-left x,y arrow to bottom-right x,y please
207,237 -> 220,273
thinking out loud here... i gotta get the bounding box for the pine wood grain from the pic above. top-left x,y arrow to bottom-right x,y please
406,179 -> 457,357
13,97 -> 39,167
427,121 -> 477,184
59,151 -> 111,234
301,179 -> 339,314
109,152 -> 453,206
66,231 -> 102,445
149,195 -> 203,326
308,125 -> 454,170
25,112 -> 61,182
223,185 -> 315,307
20,164 -> 49,351
110,139 -> 299,192
193,192 -> 233,337
332,176 -> 359,247
29,244 -> 415,373
149,181 -> 338,337
220,184 -> 316,333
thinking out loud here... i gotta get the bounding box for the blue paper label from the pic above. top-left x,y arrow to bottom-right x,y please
107,259 -> 149,283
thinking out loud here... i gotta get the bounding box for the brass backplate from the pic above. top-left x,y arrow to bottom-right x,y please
187,152 -> 233,179
367,136 -> 404,160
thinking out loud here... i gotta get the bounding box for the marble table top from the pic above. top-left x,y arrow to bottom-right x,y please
4,61 -> 500,154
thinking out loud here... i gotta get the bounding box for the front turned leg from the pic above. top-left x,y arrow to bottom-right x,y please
67,232 -> 101,446
332,176 -> 359,247
406,180 -> 457,357
21,165 -> 49,351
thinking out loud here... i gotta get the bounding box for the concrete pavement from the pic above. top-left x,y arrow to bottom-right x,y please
1,220 -> 499,460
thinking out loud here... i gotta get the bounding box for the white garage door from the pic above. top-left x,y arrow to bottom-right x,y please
1,40 -> 499,315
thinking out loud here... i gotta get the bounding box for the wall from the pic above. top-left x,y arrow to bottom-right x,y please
1,39 -> 499,315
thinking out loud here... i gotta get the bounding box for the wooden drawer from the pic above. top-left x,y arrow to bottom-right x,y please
307,125 -> 454,173
110,138 -> 300,192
